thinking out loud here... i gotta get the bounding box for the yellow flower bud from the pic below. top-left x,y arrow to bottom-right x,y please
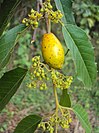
29,14 -> 36,19
31,9 -> 35,13
28,84 -> 32,88
40,8 -> 44,12
26,23 -> 29,26
22,19 -> 26,24
37,13 -> 42,19
33,21 -> 38,28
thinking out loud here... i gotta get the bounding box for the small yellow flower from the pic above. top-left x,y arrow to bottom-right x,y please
28,83 -> 32,88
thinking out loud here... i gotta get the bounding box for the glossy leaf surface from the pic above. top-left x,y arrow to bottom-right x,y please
62,25 -> 97,88
0,0 -> 21,35
0,67 -> 27,111
73,104 -> 92,133
0,24 -> 25,70
54,0 -> 75,25
60,89 -> 71,107
14,115 -> 42,133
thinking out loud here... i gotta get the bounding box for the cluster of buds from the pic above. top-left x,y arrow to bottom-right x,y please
27,56 -> 73,91
48,10 -> 63,23
22,0 -> 63,29
51,69 -> 73,90
38,109 -> 72,133
27,56 -> 49,90
22,9 -> 42,29
41,0 -> 52,12
41,0 -> 63,23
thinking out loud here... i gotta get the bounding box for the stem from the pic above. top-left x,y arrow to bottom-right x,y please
45,15 -> 51,33
60,105 -> 73,111
31,29 -> 37,43
48,19 -> 51,33
53,84 -> 59,133
40,62 -> 51,72
55,124 -> 58,133
53,85 -> 59,110
31,0 -> 41,43
59,105 -> 64,115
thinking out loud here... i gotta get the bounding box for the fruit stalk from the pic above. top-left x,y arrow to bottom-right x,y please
45,14 -> 51,33
53,84 -> 59,133
53,84 -> 59,110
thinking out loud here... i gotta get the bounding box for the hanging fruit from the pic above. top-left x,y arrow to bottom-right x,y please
41,33 -> 64,69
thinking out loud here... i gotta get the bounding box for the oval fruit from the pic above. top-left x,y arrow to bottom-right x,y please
41,33 -> 64,69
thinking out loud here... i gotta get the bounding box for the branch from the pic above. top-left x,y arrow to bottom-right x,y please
31,0 -> 43,43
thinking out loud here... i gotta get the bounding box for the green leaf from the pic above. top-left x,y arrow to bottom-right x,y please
14,115 -> 42,133
0,67 -> 27,112
60,89 -> 71,107
62,24 -> 97,88
73,104 -> 92,133
54,0 -> 75,25
0,24 -> 26,70
0,0 -> 21,36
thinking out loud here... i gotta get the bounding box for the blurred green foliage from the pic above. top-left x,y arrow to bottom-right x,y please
14,31 -> 32,68
72,0 -> 99,112
74,0 -> 99,30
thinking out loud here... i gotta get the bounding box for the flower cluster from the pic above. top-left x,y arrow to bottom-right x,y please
27,56 -> 73,91
22,9 -> 42,29
48,10 -> 63,23
22,0 -> 63,29
41,0 -> 63,23
51,69 -> 73,90
38,109 -> 72,133
27,56 -> 49,90
27,56 -> 73,132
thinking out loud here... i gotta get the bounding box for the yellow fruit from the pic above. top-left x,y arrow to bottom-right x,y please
41,33 -> 64,69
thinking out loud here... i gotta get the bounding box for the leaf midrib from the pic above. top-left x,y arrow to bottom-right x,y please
0,0 -> 20,34
15,118 -> 41,133
63,26 -> 92,84
23,120 -> 40,133
0,73 -> 26,105
73,106 -> 91,132
0,32 -> 19,68
54,0 -> 67,24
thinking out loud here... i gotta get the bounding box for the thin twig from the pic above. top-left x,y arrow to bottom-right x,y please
45,14 -> 51,33
60,105 -> 73,111
53,84 -> 59,133
39,0 -> 43,7
31,0 -> 42,43
53,85 -> 59,110
74,120 -> 79,133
